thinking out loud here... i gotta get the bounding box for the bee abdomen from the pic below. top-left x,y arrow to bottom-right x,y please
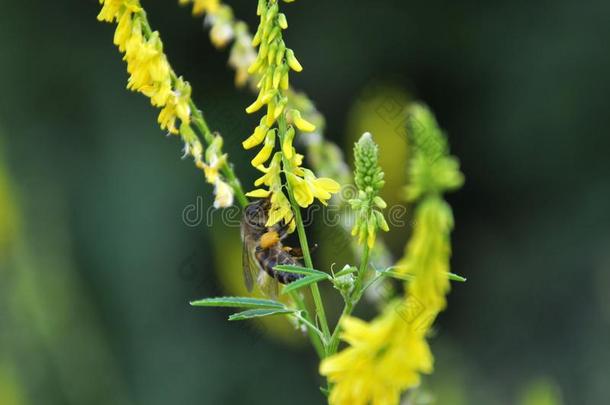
258,249 -> 304,285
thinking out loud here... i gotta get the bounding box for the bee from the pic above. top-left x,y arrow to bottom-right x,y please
241,198 -> 304,296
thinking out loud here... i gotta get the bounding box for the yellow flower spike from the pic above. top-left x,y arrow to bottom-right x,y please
246,189 -> 271,198
242,123 -> 269,149
282,126 -> 295,159
320,302 -> 433,405
285,48 -> 303,72
250,129 -> 276,167
291,109 -> 316,132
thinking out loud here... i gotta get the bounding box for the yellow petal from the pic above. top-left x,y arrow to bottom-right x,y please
246,189 -> 271,198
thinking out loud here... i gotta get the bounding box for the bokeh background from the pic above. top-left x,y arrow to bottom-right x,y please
1,1 -> 609,404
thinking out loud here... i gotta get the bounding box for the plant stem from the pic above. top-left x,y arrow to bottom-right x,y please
188,99 -> 249,207
277,115 -> 332,353
328,243 -> 371,354
291,290 -> 325,358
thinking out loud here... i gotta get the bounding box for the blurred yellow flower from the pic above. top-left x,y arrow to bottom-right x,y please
213,178 -> 234,208
179,0 -> 220,16
320,301 -> 433,405
395,187 -> 455,313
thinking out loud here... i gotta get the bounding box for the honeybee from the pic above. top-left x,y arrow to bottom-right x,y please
241,198 -> 304,296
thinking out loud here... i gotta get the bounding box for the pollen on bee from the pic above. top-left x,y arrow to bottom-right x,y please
260,231 -> 280,249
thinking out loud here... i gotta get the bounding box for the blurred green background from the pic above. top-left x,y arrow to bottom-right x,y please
1,1 -> 609,404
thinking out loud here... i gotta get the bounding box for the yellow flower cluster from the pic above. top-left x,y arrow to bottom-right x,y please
396,197 -> 454,312
98,0 -> 235,208
320,301 -> 433,405
99,0 -> 191,135
243,0 -> 340,228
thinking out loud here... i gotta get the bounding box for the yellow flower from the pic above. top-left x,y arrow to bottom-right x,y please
320,301 -> 433,405
179,0 -> 220,16
228,22 -> 257,87
158,77 -> 192,134
213,178 -> 234,208
246,153 -> 294,230
288,169 -> 340,208
205,5 -> 235,48
98,0 -> 126,23
124,29 -> 173,107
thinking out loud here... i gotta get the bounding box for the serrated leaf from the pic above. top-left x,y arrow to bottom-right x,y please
228,308 -> 294,321
274,264 -> 331,279
282,274 -> 329,294
190,296 -> 285,309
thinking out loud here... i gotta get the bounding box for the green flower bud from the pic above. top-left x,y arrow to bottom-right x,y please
350,132 -> 390,247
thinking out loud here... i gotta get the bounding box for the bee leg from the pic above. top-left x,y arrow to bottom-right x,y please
284,246 -> 304,259
276,215 -> 296,240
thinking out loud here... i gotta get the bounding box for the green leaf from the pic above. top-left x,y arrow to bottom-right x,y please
190,296 -> 285,309
448,272 -> 467,282
334,265 -> 357,278
228,308 -> 294,321
274,264 -> 331,279
379,269 -> 414,281
379,268 -> 467,283
282,274 -> 329,294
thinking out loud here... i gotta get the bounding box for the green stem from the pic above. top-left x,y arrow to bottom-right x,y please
291,290 -> 325,358
328,242 -> 371,354
188,99 -> 249,207
277,115 -> 331,353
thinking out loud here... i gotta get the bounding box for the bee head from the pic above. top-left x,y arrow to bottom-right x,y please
243,198 -> 270,230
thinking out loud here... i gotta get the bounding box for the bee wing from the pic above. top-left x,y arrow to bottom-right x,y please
242,241 -> 255,292
259,271 -> 279,299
